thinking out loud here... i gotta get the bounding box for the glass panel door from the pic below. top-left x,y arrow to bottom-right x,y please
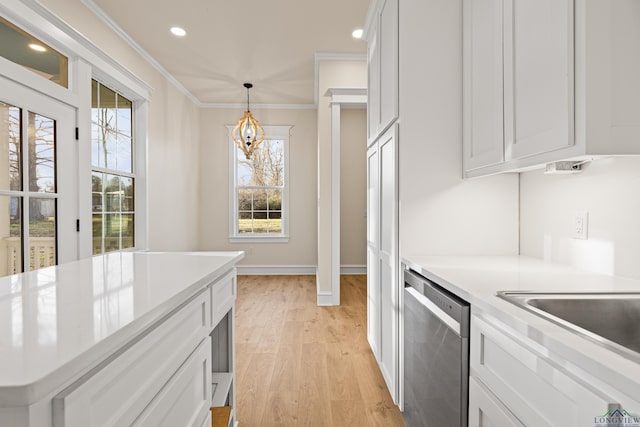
0,76 -> 77,278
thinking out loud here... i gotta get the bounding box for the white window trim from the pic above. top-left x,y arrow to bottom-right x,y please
0,3 -> 151,260
228,124 -> 291,243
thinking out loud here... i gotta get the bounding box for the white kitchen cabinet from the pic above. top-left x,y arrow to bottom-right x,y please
367,0 -> 398,144
366,124 -> 399,403
462,0 -> 505,171
469,376 -> 524,427
464,0 -> 640,178
132,338 -> 212,427
470,312 -> 630,426
50,269 -> 238,427
367,142 -> 381,359
52,290 -> 212,427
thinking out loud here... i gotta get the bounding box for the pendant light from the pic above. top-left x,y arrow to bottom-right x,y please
232,83 -> 265,159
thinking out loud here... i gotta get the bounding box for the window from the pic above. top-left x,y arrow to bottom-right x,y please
91,80 -> 135,254
0,17 -> 68,88
229,125 -> 290,242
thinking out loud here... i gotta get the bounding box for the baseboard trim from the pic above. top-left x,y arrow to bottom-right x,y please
317,291 -> 338,306
340,265 -> 367,275
236,265 -> 316,275
236,265 -> 366,276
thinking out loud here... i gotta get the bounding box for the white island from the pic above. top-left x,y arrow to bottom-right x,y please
0,251 -> 244,427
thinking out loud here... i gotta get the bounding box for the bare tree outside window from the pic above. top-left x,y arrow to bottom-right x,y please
91,80 -> 135,254
237,139 -> 285,234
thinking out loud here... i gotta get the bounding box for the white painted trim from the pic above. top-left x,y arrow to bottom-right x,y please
81,0 -> 192,104
76,59 -> 93,258
340,265 -> 367,275
236,265 -> 316,275
330,102 -> 341,306
363,0 -> 380,40
200,103 -> 317,110
0,0 -> 151,101
134,100 -> 149,252
227,125 -> 291,241
317,291 -> 337,306
229,237 -> 289,243
314,52 -> 367,105
0,55 -> 79,108
65,0 -> 369,109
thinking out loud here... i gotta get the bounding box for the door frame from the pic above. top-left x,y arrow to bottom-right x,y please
0,75 -> 78,271
320,88 -> 367,306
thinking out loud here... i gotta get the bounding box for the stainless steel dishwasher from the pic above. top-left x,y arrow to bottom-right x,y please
403,269 -> 470,427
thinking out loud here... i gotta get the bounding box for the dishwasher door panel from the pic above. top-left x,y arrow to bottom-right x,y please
403,286 -> 469,427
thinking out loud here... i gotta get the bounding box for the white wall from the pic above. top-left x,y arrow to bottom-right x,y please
197,108 -> 318,266
520,157 -> 640,280
38,0 -> 201,251
398,0 -> 519,257
340,109 -> 367,267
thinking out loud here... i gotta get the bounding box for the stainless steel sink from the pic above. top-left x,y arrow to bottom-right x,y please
497,291 -> 640,363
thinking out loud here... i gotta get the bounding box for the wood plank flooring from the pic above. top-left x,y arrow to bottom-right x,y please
235,275 -> 405,427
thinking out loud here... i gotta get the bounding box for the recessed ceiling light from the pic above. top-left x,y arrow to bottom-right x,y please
29,43 -> 47,52
352,28 -> 364,39
170,27 -> 186,37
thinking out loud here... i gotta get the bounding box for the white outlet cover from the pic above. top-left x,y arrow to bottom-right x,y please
574,211 -> 589,240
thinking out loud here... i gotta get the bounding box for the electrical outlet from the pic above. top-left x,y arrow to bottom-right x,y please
574,211 -> 588,239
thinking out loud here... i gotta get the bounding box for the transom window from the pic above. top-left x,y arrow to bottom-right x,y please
0,16 -> 68,88
91,80 -> 135,254
229,125 -> 290,242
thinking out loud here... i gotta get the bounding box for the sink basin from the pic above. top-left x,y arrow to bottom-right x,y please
497,292 -> 640,363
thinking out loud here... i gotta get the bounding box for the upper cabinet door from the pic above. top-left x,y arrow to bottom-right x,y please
367,0 -> 398,143
463,0 -> 505,171
506,0 -> 574,159
368,24 -> 380,144
378,0 -> 399,133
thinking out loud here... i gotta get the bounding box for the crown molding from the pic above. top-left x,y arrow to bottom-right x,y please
81,0 -> 199,105
200,103 -> 317,110
314,52 -> 367,106
80,1 -> 366,109
0,0 -> 152,99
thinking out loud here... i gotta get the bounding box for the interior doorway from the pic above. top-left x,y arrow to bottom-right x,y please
340,108 -> 367,274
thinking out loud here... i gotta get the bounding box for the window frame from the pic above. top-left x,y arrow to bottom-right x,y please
89,79 -> 138,255
0,5 -> 152,261
228,124 -> 291,243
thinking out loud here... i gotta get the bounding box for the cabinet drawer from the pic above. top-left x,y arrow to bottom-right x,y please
133,337 -> 212,427
211,270 -> 236,327
469,376 -> 524,427
471,314 -> 616,427
53,290 -> 211,427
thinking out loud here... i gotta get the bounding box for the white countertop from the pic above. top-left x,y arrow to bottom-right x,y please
402,255 -> 640,401
0,251 -> 243,406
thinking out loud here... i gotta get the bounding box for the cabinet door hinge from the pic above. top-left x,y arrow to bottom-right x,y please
76,219 -> 80,232
75,127 -> 79,140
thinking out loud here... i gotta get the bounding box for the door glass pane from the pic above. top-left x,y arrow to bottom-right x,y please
29,198 -> 55,271
0,196 -> 22,276
0,101 -> 21,191
28,112 -> 56,193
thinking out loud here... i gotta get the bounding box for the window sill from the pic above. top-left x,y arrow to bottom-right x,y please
229,235 -> 289,243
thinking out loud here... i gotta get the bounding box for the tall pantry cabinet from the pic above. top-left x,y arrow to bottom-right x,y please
365,0 -> 400,404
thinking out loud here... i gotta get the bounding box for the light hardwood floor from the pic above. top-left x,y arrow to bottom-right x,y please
235,275 -> 405,427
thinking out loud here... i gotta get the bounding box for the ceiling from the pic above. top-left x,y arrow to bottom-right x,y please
88,0 -> 370,106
